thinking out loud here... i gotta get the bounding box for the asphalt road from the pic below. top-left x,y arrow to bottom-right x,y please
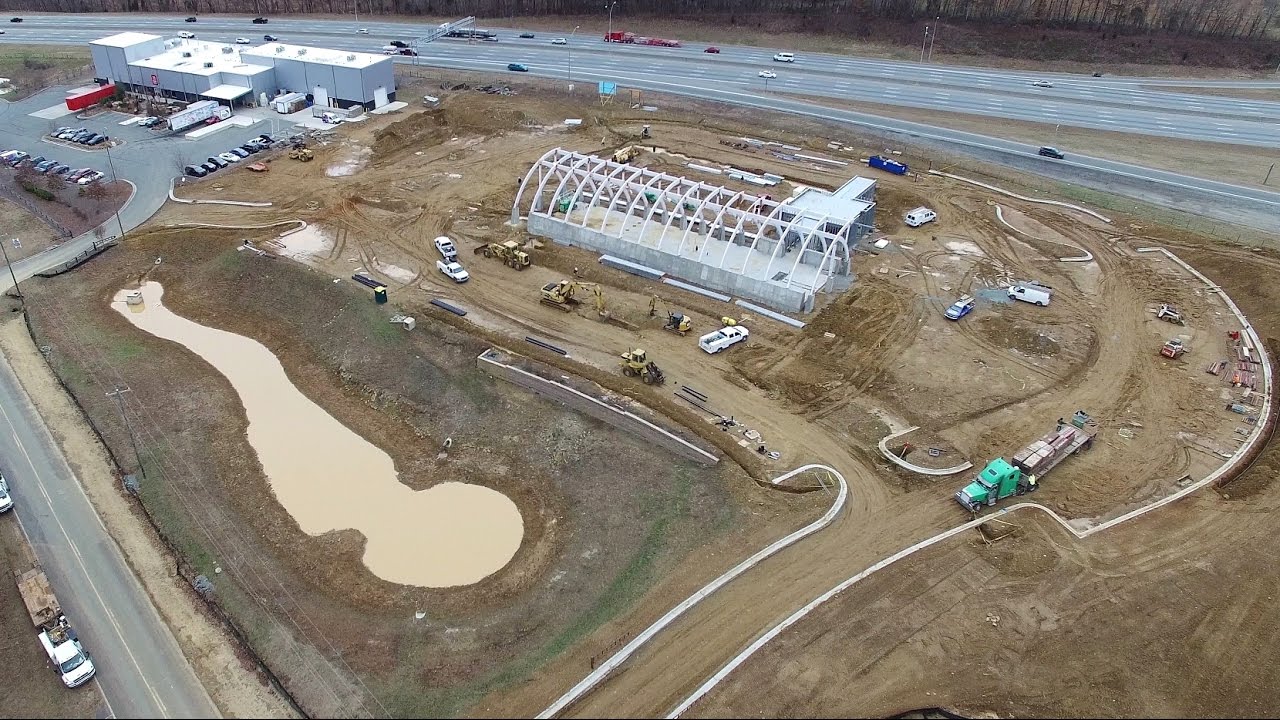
0,349 -> 218,718
3,13 -> 1280,146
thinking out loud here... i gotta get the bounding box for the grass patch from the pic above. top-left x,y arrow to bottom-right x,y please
379,467 -> 699,717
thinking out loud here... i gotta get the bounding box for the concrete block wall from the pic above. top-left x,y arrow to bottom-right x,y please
476,349 -> 719,467
528,214 -> 814,314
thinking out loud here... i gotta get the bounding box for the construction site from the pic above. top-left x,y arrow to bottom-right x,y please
13,74 -> 1280,719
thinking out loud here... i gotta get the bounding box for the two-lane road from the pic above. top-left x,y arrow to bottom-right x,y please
0,346 -> 218,718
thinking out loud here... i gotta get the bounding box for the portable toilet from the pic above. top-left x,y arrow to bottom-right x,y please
374,286 -> 388,304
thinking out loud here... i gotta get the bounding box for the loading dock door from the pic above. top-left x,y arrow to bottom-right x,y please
313,86 -> 329,109
374,86 -> 389,108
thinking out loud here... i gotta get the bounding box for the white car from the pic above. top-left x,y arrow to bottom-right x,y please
356,27 -> 369,34
551,37 -> 567,45
1031,80 -> 1053,88
178,30 -> 195,39
218,152 -> 241,163
436,260 -> 470,283
235,37 -> 251,44
772,52 -> 795,62
0,474 -> 13,513
77,170 -> 105,185
758,70 -> 777,79
699,325 -> 749,354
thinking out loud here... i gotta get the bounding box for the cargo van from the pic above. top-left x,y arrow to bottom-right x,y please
772,52 -> 795,63
1008,283 -> 1052,306
904,207 -> 936,227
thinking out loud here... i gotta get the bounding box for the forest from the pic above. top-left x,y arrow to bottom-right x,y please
7,0 -> 1278,39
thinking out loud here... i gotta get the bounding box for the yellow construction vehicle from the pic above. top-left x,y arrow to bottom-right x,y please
663,311 -> 692,335
288,147 -> 314,162
540,280 -> 608,315
613,145 -> 640,164
620,348 -> 665,385
474,240 -> 531,269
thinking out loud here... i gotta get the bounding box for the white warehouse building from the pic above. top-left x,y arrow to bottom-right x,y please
89,32 -> 396,110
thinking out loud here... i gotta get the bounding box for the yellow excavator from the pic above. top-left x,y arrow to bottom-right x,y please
613,145 -> 640,164
620,348 -> 665,385
663,311 -> 692,335
540,280 -> 605,315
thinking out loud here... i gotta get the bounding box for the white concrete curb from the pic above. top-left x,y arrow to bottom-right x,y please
168,177 -> 272,207
666,246 -> 1271,717
931,170 -> 1112,223
536,463 -> 849,719
877,426 -> 972,476
994,204 -> 1094,262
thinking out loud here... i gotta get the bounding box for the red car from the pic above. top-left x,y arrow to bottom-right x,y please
704,46 -> 720,54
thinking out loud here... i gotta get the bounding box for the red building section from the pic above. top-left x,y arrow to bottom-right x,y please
65,83 -> 116,112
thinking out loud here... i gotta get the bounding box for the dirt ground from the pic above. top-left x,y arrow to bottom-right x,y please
0,167 -> 130,246
13,73 -> 1278,720
0,517 -> 106,718
0,195 -> 59,262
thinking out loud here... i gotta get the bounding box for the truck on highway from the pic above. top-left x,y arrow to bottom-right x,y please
603,31 -> 681,47
15,565 -> 97,688
954,411 -> 1095,512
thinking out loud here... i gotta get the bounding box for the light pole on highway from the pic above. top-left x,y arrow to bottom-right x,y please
568,25 -> 580,91
927,16 -> 939,61
606,1 -> 619,37
1,238 -> 22,307
919,25 -> 930,63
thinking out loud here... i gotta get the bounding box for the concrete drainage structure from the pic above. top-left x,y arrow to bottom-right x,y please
512,147 -> 877,314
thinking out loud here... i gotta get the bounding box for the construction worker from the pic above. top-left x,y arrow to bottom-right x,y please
649,295 -> 657,317
573,266 -> 582,278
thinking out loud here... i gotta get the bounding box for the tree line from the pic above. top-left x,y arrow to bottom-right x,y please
10,0 -> 1279,39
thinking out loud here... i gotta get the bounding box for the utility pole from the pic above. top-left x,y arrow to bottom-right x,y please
1265,163 -> 1274,185
103,135 -> 126,242
1,237 -> 22,307
106,385 -> 146,479
928,16 -> 939,61
568,25 -> 580,91
607,1 -> 618,37
920,25 -> 930,63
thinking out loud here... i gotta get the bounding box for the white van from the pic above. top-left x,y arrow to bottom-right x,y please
904,207 -> 936,227
1008,283 -> 1052,307
773,52 -> 795,63
433,236 -> 458,262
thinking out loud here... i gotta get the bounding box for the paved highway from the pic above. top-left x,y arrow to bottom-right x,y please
0,349 -> 219,717
3,13 -> 1280,146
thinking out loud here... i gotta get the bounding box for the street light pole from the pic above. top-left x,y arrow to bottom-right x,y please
103,136 -> 126,241
928,16 -> 939,61
607,1 -> 618,37
1,238 -> 22,307
920,25 -> 929,63
568,25 -> 580,91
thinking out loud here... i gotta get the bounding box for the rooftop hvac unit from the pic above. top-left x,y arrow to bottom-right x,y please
296,49 -> 306,56
182,51 -> 192,57
274,45 -> 284,53
221,46 -> 234,54
346,54 -> 355,61
203,62 -> 214,68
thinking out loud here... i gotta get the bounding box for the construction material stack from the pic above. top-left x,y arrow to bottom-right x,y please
955,411 -> 1096,512
15,566 -> 97,688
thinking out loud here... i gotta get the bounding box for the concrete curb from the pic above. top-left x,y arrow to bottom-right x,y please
931,170 -> 1112,223
536,464 -> 848,719
665,246 -> 1272,718
994,204 -> 1094,262
877,426 -> 972,476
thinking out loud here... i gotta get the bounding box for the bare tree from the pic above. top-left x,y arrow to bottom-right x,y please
85,180 -> 109,206
44,171 -> 66,194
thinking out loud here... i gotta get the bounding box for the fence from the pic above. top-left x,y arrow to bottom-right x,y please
0,182 -> 73,238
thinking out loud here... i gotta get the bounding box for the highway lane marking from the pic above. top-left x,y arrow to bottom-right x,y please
0,378 -> 171,718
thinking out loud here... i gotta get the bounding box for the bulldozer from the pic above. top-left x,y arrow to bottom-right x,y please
288,147 -> 314,162
613,145 -> 640,164
663,311 -> 692,336
474,240 -> 531,270
620,348 -> 665,385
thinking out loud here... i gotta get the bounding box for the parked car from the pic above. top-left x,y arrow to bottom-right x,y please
252,16 -> 269,23
229,147 -> 250,158
207,156 -> 229,169
204,115 -> 221,125
256,133 -> 274,144
66,168 -> 91,181
904,206 -> 937,227
235,37 -> 252,44
758,70 -> 777,79
239,144 -> 261,154
551,37 -> 567,45
218,152 -> 241,163
507,63 -> 529,72
88,135 -> 107,146
698,325 -> 750,354
77,170 -> 105,185
773,52 -> 795,62
184,164 -> 207,177
6,152 -> 28,167
1008,283 -> 1052,306
34,160 -> 57,173
704,46 -> 720,53
1038,146 -> 1065,160
52,164 -> 71,176
263,34 -> 278,41
433,236 -> 458,261
72,130 -> 93,142
200,161 -> 219,173
1031,79 -> 1054,88
436,260 -> 470,283
25,155 -> 45,167
945,295 -> 976,320
178,31 -> 195,39
184,16 -> 197,22
0,474 -> 12,513
518,32 -> 535,38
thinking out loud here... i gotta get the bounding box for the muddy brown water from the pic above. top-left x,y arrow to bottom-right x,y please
112,282 -> 523,588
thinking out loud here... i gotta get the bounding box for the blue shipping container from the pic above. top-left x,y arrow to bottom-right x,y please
869,155 -> 908,175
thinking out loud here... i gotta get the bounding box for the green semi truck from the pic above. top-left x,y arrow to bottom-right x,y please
955,411 -> 1095,512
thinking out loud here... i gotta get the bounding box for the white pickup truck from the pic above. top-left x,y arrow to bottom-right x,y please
0,472 -> 13,513
698,325 -> 749,354
17,567 -> 96,688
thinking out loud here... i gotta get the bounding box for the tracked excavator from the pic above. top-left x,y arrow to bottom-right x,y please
663,311 -> 692,335
540,280 -> 607,315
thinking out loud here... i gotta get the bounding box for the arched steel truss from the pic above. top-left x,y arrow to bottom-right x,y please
512,148 -> 869,292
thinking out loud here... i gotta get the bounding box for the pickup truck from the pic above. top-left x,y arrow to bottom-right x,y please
0,472 -> 13,513
16,566 -> 96,688
698,325 -> 749,354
